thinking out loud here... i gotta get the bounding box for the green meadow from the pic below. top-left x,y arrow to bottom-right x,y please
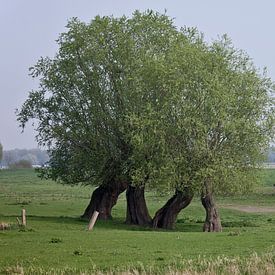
0,169 -> 275,274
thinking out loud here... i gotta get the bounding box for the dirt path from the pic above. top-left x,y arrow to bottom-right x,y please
221,205 -> 275,213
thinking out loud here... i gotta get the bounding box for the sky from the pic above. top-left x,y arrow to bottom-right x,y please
1,0 -> 275,150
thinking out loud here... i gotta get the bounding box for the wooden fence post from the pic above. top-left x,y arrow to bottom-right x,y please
22,209 -> 26,227
88,211 -> 99,231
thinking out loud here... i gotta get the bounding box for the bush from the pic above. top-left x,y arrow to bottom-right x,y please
9,159 -> 32,169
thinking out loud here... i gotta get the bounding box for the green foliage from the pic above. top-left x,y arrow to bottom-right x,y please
17,11 -> 275,196
261,168 -> 275,186
129,32 -> 275,195
17,11 -> 180,186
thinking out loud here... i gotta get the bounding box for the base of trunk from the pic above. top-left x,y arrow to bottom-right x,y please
125,185 -> 152,226
81,181 -> 127,220
201,192 -> 222,232
152,190 -> 193,229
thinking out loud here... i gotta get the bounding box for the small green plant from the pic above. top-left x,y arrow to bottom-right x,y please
73,249 -> 82,256
49,237 -> 62,243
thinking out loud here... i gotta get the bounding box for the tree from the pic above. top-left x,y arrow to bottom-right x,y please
130,32 -> 275,230
17,11 -> 179,223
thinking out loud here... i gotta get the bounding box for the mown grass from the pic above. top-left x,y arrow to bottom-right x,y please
0,169 -> 275,274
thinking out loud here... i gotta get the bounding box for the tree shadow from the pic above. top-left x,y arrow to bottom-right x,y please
0,214 -> 203,232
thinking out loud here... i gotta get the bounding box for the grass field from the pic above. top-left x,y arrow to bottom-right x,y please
0,169 -> 275,274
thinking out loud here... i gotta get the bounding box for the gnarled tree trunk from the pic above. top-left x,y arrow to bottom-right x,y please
201,191 -> 222,232
125,185 -> 152,226
152,189 -> 193,229
81,180 -> 127,220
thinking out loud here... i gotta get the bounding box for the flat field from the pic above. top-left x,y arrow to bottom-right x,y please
0,169 -> 275,274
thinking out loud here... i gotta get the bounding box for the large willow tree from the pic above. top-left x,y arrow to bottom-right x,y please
129,32 -> 275,230
18,11 -> 274,231
17,11 -> 180,223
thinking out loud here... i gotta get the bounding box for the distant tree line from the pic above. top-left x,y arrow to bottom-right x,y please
0,148 -> 49,167
0,143 -> 2,163
0,146 -> 273,169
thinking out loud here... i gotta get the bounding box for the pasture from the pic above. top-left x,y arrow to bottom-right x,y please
0,169 -> 275,274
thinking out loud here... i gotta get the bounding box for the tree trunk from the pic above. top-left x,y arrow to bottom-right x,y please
201,192 -> 222,232
152,190 -> 193,229
125,185 -> 152,226
81,181 -> 127,220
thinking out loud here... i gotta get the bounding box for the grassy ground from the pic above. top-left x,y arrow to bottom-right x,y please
0,169 -> 275,274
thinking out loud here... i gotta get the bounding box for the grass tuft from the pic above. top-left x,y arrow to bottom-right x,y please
49,237 -> 62,243
73,249 -> 83,256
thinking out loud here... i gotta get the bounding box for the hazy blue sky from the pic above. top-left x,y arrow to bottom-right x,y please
1,0 -> 275,150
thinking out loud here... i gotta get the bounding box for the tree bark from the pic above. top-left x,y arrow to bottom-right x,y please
152,189 -> 193,230
201,191 -> 222,232
81,181 -> 127,220
125,185 -> 152,226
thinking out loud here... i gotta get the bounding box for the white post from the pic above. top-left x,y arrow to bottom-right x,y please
88,211 -> 99,231
22,209 -> 26,227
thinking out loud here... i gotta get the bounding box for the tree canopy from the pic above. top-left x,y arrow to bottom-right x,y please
130,33 -> 275,196
18,11 -> 181,186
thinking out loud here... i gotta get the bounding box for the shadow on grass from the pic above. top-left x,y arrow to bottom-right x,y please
0,214 -> 203,232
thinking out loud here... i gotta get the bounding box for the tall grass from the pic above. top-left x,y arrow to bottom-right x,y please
3,251 -> 275,274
